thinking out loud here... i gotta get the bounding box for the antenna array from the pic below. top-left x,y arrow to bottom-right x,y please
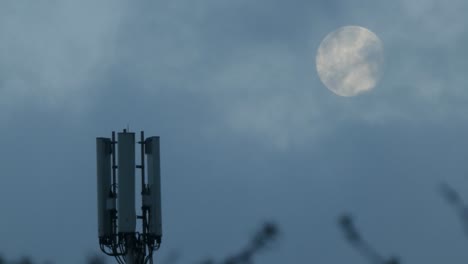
97,129 -> 162,264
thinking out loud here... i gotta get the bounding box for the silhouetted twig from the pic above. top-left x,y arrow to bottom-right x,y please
439,182 -> 468,237
223,222 -> 278,264
338,214 -> 400,264
86,254 -> 106,264
199,222 -> 279,264
160,250 -> 181,264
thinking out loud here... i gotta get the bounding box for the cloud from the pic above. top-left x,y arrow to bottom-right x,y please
105,1 -> 429,149
0,0 -> 127,119
3,0 -> 468,148
400,0 -> 467,41
202,45 -> 323,149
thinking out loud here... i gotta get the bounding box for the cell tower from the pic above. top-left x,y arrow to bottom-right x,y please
97,129 -> 162,264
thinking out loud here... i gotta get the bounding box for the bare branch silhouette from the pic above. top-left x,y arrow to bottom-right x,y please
439,182 -> 468,237
338,213 -> 400,264
199,222 -> 279,264
86,254 -> 107,264
223,222 -> 278,264
160,250 -> 181,264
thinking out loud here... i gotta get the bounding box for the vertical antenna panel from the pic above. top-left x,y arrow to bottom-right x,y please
118,132 -> 136,233
146,136 -> 162,239
96,138 -> 112,237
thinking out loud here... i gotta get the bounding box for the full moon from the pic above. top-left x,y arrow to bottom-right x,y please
316,26 -> 384,97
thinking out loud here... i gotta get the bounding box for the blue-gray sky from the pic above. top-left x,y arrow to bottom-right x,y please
1,0 -> 468,263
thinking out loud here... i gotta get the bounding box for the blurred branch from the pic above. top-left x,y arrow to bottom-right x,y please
199,222 -> 279,264
16,256 -> 34,264
161,250 -> 181,264
439,182 -> 468,237
86,254 -> 106,264
338,214 -> 400,264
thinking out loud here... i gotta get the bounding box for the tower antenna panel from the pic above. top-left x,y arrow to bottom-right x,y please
96,138 -> 112,237
146,136 -> 163,240
117,131 -> 136,233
